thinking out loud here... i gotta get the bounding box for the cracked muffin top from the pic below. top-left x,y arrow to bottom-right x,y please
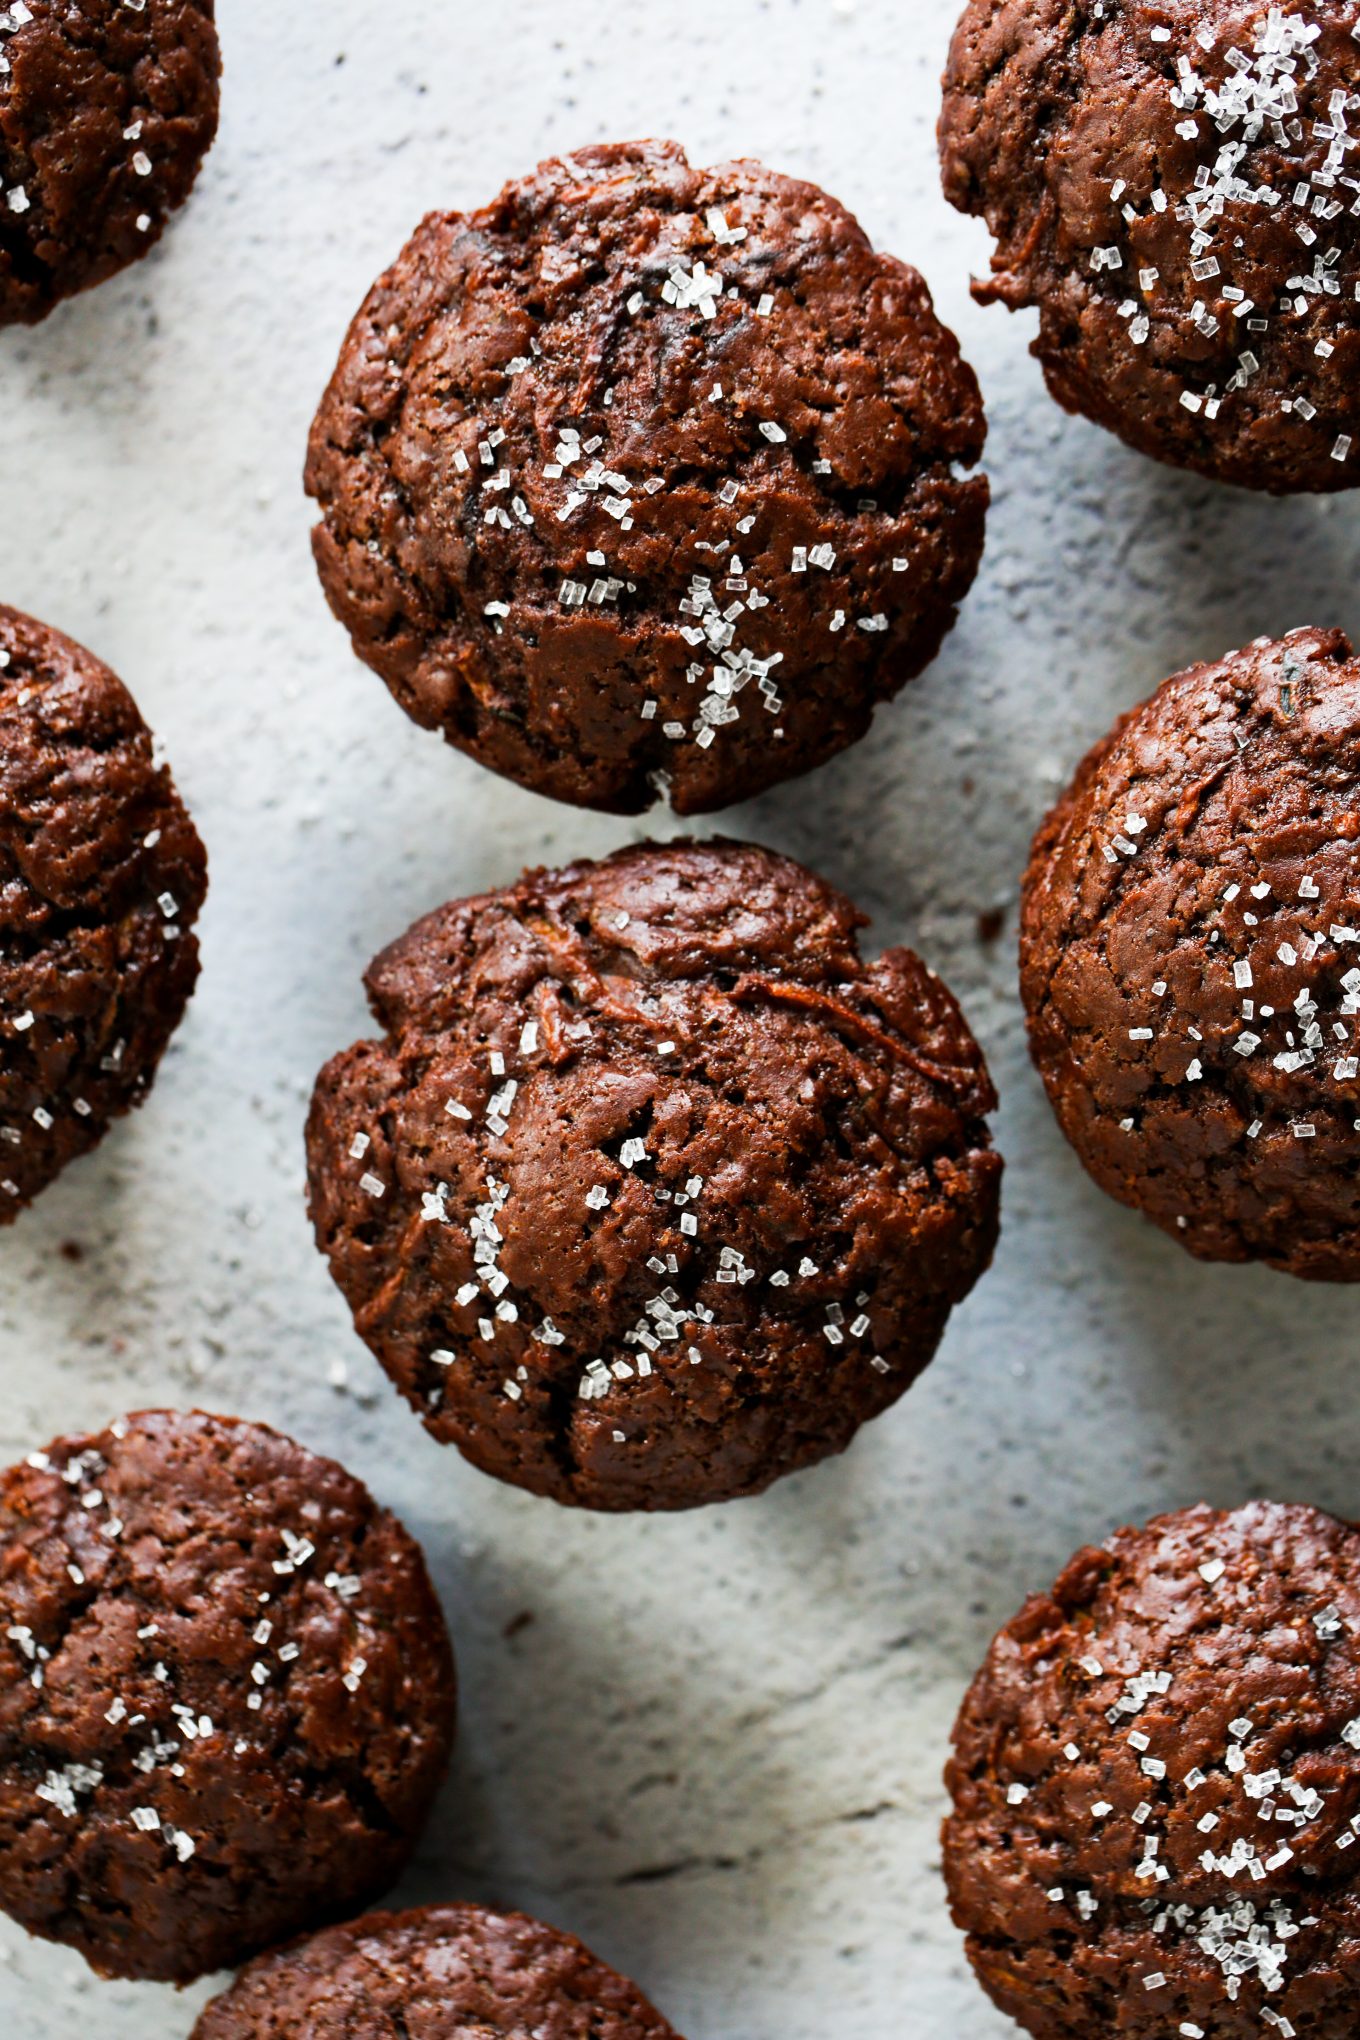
305,838 -> 1002,1511
946,1500 -> 1360,2039
191,1903 -> 684,2039
305,138 -> 988,815
941,0 -> 1360,493
0,604 -> 207,1221
0,1409 -> 456,1981
0,0 -> 220,326
1021,626 -> 1360,1280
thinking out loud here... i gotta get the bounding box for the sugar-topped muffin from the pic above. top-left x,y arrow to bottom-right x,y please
946,1499 -> 1360,2036
0,605 -> 207,1219
306,839 -> 1002,1508
306,140 -> 988,813
941,2 -> 1360,492
0,1409 -> 456,1980
1022,626 -> 1360,1279
0,0 -> 220,325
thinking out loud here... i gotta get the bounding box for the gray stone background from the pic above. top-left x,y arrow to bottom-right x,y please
1,0 -> 1356,2032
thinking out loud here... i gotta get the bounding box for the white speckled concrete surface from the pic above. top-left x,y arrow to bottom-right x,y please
2,1 -> 1358,2032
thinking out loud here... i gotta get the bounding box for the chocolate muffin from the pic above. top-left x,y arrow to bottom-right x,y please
305,139 -> 988,815
0,605 -> 206,1220
945,1500 -> 1360,2039
1021,626 -> 1360,1280
940,2 -> 1360,493
0,0 -> 220,326
305,839 -> 1002,1511
191,1903 -> 683,2039
0,1409 -> 456,1982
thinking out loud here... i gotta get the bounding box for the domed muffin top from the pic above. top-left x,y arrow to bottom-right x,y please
0,0 -> 220,325
942,1 -> 1360,492
947,1499 -> 1360,2038
1022,626 -> 1360,1279
306,839 -> 1001,1508
306,139 -> 988,813
191,1903 -> 683,2040
0,604 -> 207,1220
0,1408 -> 456,1981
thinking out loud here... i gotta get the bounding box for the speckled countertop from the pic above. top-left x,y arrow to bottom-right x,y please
1,2 -> 1357,2034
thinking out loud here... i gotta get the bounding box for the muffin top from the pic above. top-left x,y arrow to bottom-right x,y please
946,1500 -> 1360,2038
191,1903 -> 683,2039
306,139 -> 988,813
1021,626 -> 1360,1280
306,839 -> 1001,1509
0,604 -> 207,1219
0,0 -> 220,325
0,1409 -> 456,1981
941,0 -> 1360,492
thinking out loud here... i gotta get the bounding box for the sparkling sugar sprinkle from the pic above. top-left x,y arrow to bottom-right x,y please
414,998 -> 893,1427
1102,8 -> 1355,454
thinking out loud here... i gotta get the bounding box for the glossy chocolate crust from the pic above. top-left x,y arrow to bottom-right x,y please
945,1500 -> 1360,2038
1021,626 -> 1360,1279
0,0 -> 220,325
191,1903 -> 683,2039
306,138 -> 988,814
306,839 -> 1002,1510
941,0 -> 1360,493
0,1409 -> 456,1981
0,604 -> 207,1220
